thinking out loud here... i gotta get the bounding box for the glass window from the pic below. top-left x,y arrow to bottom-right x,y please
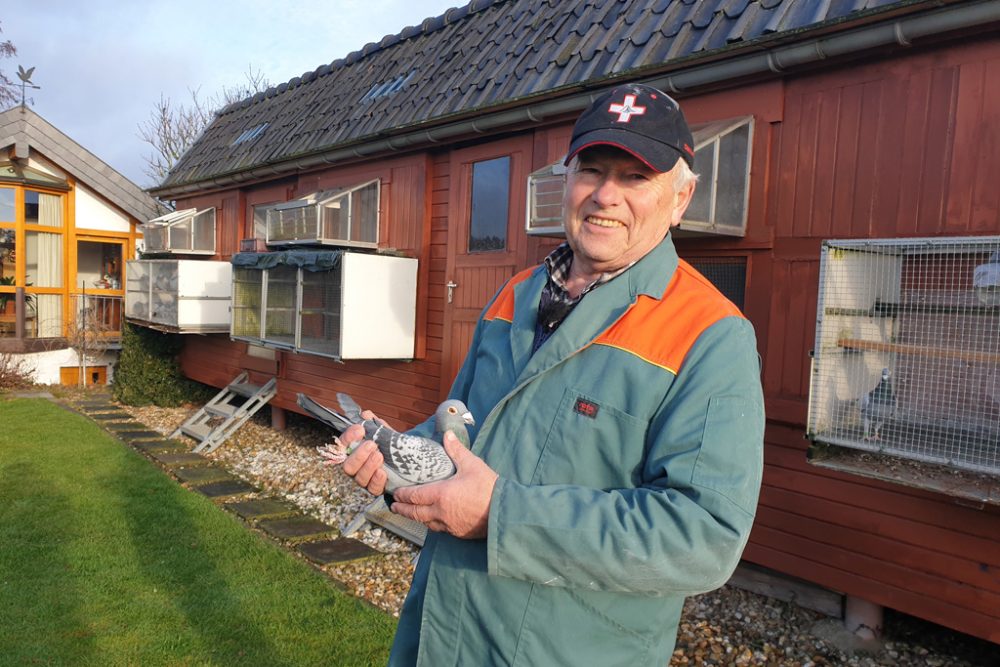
0,188 -> 13,222
24,190 -> 64,228
77,241 -> 123,290
26,231 -> 63,288
24,190 -> 39,224
469,156 -> 510,252
0,228 -> 14,282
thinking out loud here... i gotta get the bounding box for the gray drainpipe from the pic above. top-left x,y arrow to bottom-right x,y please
152,0 -> 1000,198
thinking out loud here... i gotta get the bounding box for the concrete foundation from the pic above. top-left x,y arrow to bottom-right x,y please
844,595 -> 884,640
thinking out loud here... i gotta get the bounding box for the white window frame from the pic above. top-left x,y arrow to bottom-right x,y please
525,116 -> 754,238
265,179 -> 380,249
140,208 -> 216,255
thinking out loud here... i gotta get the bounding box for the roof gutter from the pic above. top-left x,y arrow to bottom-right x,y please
151,0 -> 1000,199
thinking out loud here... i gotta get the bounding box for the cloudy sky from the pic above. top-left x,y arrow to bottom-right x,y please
2,0 -> 459,188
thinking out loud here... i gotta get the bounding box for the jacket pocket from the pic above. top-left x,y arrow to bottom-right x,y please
529,387 -> 648,488
691,395 -> 762,515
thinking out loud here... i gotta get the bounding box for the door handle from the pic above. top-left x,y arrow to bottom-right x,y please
446,281 -> 458,304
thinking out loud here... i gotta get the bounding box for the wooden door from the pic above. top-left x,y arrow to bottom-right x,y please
440,137 -> 532,395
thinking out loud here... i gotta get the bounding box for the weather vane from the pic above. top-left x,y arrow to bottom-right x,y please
16,65 -> 40,109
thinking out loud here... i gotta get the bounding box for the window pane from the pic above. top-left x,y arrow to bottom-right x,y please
25,191 -> 62,227
26,231 -> 63,288
321,198 -> 347,240
192,210 -> 215,252
0,188 -> 13,222
351,182 -> 378,244
34,294 -> 62,337
77,241 -> 123,289
716,125 -> 750,229
469,156 -> 510,252
169,218 -> 192,251
0,228 -> 14,282
686,145 -> 714,223
253,205 -> 274,240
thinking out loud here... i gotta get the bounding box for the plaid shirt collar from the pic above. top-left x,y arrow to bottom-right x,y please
542,242 -> 631,300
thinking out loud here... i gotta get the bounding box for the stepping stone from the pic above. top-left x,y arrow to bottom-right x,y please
131,439 -> 187,453
115,429 -> 164,441
195,479 -> 258,498
90,412 -> 130,421
105,422 -> 148,431
257,516 -> 334,541
227,498 -> 298,520
298,538 -> 378,565
78,401 -> 114,409
151,452 -> 209,467
173,466 -> 234,484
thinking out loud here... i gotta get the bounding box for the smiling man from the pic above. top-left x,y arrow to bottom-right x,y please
341,83 -> 765,666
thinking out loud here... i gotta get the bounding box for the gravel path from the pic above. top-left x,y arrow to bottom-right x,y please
113,400 -> 996,667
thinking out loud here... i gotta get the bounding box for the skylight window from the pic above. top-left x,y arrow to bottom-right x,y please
232,123 -> 269,146
360,72 -> 415,102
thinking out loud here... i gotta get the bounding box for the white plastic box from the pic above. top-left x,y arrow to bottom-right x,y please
125,259 -> 233,333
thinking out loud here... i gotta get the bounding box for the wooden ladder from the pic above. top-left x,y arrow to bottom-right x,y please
170,372 -> 278,453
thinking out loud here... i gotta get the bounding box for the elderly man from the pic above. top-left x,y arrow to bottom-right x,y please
342,83 -> 765,666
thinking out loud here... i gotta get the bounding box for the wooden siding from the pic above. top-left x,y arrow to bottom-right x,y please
755,36 -> 1000,642
168,36 -> 1000,644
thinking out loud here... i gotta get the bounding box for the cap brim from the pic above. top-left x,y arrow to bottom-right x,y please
564,128 -> 686,173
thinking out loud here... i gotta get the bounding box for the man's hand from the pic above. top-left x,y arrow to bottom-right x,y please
340,412 -> 388,495
390,431 -> 499,539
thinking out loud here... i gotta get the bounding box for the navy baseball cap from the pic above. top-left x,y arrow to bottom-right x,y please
565,83 -> 695,172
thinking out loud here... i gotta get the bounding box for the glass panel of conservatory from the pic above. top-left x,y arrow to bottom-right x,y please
0,188 -> 13,222
25,231 -> 63,288
33,294 -> 62,338
77,241 -> 123,290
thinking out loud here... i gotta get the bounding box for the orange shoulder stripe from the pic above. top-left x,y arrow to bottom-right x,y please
483,267 -> 537,323
594,260 -> 744,374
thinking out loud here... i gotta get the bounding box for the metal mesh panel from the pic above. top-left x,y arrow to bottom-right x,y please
125,260 -> 149,320
687,257 -> 746,311
808,237 -> 1000,474
299,268 -> 342,358
149,261 -> 179,326
231,268 -> 263,339
263,266 -> 297,347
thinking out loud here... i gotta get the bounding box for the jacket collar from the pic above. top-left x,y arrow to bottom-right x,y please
510,233 -> 680,382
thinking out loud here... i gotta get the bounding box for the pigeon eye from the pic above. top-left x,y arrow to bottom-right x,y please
448,406 -> 457,414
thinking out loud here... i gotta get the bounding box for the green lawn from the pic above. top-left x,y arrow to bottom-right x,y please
0,397 -> 395,666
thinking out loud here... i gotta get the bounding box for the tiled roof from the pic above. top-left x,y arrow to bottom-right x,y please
0,107 -> 163,221
157,0 -> 932,192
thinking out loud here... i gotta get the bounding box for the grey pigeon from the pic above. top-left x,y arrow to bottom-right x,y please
298,392 -> 474,492
860,368 -> 896,441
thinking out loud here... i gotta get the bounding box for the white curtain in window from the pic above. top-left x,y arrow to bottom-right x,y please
28,231 -> 62,337
38,193 -> 62,228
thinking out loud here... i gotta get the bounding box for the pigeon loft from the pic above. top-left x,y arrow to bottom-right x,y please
807,237 -> 1000,476
230,250 -> 418,360
125,259 -> 233,333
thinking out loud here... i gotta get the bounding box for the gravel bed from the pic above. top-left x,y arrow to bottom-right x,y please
108,399 -> 996,667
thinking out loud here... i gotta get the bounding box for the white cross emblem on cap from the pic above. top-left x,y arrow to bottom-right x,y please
608,94 -> 646,123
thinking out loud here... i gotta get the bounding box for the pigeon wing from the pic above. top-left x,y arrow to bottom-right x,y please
385,433 -> 457,485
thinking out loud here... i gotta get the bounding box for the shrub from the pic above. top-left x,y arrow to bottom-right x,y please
0,352 -> 33,391
112,323 -> 213,406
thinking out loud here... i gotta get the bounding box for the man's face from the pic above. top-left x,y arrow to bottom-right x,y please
563,146 -> 694,277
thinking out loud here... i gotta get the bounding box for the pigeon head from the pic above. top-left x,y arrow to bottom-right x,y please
436,399 -> 475,428
880,368 -> 891,381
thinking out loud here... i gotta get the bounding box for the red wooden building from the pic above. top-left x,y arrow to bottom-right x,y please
143,0 -> 1000,643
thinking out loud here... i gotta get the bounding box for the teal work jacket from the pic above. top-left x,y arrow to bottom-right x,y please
390,235 -> 765,666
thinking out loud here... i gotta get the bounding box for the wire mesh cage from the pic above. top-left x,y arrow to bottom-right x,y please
686,257 -> 747,311
807,237 -> 1000,475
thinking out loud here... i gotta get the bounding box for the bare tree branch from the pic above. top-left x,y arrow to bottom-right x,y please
0,22 -> 19,110
138,67 -> 271,185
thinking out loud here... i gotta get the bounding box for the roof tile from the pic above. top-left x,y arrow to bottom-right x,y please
160,0 -> 940,190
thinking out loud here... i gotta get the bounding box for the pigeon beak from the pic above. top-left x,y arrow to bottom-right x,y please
462,411 -> 475,426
